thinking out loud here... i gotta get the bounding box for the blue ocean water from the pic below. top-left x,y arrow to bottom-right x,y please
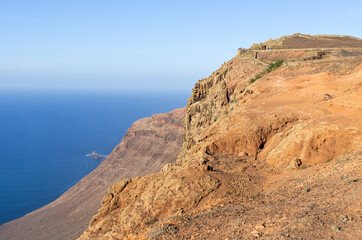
0,89 -> 188,225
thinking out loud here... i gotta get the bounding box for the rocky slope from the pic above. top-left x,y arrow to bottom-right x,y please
79,35 -> 362,239
0,108 -> 185,240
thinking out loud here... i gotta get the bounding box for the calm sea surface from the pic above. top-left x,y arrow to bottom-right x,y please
0,89 -> 188,225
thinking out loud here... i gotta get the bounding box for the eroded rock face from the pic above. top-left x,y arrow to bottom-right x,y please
182,58 -> 264,157
81,169 -> 220,240
0,108 -> 185,240
80,36 -> 362,239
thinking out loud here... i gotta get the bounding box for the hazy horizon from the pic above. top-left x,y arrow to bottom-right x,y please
1,0 -> 361,91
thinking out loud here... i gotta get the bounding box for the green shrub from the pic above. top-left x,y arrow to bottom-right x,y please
249,60 -> 284,84
331,226 -> 340,231
266,60 -> 284,73
344,177 -> 356,184
249,74 -> 262,83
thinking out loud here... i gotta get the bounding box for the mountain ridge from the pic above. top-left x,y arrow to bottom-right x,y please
79,34 -> 362,239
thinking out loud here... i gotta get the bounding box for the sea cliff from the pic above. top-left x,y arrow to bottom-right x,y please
80,34 -> 362,239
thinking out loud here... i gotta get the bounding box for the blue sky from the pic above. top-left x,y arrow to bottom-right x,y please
0,0 -> 361,91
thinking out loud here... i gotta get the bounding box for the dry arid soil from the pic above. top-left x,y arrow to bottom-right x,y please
79,34 -> 362,240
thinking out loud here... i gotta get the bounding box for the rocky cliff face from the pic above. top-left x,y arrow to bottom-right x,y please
80,35 -> 362,239
0,108 -> 185,240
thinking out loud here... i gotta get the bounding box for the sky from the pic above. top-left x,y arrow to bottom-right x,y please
0,0 -> 361,91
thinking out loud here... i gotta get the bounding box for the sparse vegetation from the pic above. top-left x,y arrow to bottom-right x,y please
249,74 -> 263,83
145,218 -> 158,226
230,93 -> 237,103
235,158 -> 246,163
341,215 -> 353,222
344,177 -> 357,184
249,60 -> 284,84
266,60 -> 285,73
331,226 -> 341,231
230,94 -> 237,103
304,187 -> 311,193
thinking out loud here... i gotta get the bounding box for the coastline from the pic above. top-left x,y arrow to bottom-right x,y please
0,90 -> 188,228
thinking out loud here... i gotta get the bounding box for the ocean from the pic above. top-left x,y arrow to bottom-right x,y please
0,89 -> 188,225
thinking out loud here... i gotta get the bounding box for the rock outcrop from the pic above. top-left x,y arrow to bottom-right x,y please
0,108 -> 185,240
80,35 -> 362,239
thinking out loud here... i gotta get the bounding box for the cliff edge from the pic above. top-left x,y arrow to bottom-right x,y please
80,35 -> 362,239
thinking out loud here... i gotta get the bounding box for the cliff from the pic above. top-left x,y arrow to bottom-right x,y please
0,108 -> 186,240
80,35 -> 362,239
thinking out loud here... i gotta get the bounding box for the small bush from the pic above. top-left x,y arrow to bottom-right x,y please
249,60 -> 284,84
144,218 -> 158,226
331,226 -> 341,231
341,215 -> 353,222
304,187 -> 311,193
266,60 -> 284,73
249,74 -> 262,83
344,177 -> 357,184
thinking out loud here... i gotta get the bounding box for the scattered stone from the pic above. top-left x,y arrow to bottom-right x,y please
255,223 -> 266,230
101,193 -> 113,205
205,148 -> 214,156
288,158 -> 303,169
238,152 -> 249,158
251,230 -> 261,237
202,164 -> 213,171
323,93 -> 334,101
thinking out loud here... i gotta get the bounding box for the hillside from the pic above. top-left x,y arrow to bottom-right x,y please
79,35 -> 362,239
250,33 -> 362,49
0,108 -> 185,240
